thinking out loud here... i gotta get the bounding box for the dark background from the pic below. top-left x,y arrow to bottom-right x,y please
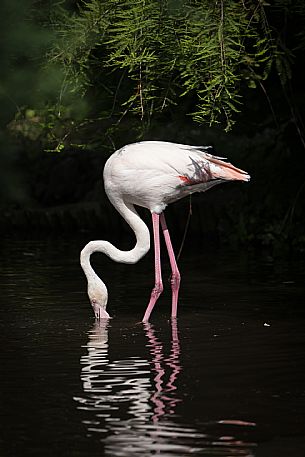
1,0 -> 305,255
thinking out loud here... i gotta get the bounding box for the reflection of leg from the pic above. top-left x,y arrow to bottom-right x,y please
144,320 -> 182,421
143,322 -> 165,422
143,213 -> 163,322
160,214 -> 181,318
166,319 -> 181,396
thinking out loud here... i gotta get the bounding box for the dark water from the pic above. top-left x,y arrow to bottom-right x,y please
1,238 -> 305,456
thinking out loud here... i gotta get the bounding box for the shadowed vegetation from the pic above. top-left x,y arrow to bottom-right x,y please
1,0 -> 305,254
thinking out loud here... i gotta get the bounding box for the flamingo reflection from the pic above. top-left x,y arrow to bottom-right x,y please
75,319 -> 182,425
75,320 -> 152,422
144,320 -> 181,422
74,319 -> 206,455
74,319 -> 256,456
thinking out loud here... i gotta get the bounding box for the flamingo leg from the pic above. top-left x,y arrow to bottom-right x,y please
142,212 -> 164,322
160,213 -> 181,318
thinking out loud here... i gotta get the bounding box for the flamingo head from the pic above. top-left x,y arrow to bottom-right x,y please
88,282 -> 110,319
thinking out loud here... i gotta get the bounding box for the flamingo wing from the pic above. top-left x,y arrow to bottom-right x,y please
104,141 -> 249,213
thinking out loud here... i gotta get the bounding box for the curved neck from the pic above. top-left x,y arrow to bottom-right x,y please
80,201 -> 150,286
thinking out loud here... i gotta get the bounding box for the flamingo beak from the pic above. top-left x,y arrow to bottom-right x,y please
92,303 -> 110,319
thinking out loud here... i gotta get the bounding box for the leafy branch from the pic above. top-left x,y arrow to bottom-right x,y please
43,0 -> 305,134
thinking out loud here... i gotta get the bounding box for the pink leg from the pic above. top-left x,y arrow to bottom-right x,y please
160,213 -> 181,318
142,213 -> 164,322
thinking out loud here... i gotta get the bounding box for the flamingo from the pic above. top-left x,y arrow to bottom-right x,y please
80,141 -> 250,321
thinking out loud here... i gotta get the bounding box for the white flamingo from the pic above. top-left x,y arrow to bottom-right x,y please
80,141 -> 250,321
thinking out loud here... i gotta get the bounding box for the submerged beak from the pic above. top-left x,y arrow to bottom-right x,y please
92,303 -> 110,319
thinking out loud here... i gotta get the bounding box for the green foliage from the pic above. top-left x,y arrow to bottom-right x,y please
46,0 -> 304,134
3,0 -> 305,152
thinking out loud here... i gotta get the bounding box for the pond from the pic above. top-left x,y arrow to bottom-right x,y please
1,237 -> 305,456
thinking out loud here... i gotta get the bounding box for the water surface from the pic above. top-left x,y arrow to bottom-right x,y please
1,238 -> 305,456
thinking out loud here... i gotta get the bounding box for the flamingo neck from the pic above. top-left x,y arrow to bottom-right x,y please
80,201 -> 151,291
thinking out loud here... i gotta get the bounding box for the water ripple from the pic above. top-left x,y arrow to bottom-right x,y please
74,320 -> 257,456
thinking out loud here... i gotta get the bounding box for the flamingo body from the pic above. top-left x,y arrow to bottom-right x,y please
104,141 -> 248,214
81,141 -> 250,321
